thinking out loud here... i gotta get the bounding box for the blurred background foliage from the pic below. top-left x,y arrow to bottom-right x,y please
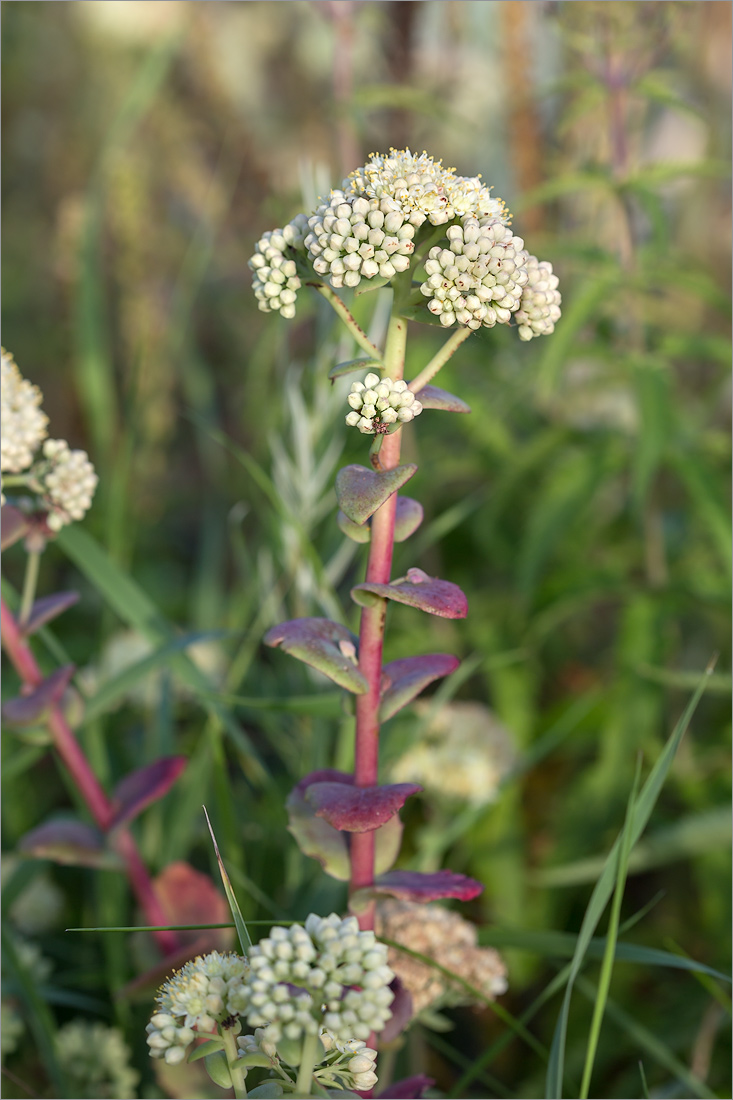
1,2 -> 731,1098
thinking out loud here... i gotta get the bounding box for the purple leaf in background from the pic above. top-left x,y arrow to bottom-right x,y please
264,617 -> 368,694
2,664 -> 76,727
350,869 -> 483,911
335,463 -> 417,526
351,568 -> 468,619
22,591 -> 80,636
393,496 -> 424,543
19,818 -> 121,869
286,770 -> 352,880
377,1075 -> 435,1099
1,505 -> 30,550
110,756 -> 187,829
306,781 -> 422,833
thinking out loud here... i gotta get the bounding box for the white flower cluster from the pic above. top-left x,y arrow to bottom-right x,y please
231,913 -> 394,1045
40,440 -> 99,531
146,951 -> 248,1065
249,214 -> 309,319
345,373 -> 423,434
317,1035 -> 378,1093
249,147 -> 561,337
1,349 -> 48,474
346,148 -> 509,228
420,218 -> 530,329
515,256 -> 562,341
56,1019 -> 140,1100
304,193 -> 415,289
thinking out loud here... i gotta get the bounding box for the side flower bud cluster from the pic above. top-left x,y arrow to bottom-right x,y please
317,1035 -> 379,1093
345,373 -> 422,434
419,219 -> 529,330
229,912 -> 394,1044
146,951 -> 249,1065
1,349 -> 98,527
249,215 -> 309,319
249,147 -> 561,338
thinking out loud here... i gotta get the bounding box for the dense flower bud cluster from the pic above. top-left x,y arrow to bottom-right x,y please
249,214 -> 309,319
56,1020 -> 140,1100
1,349 -> 48,474
249,147 -> 561,339
146,952 -> 248,1065
375,900 -> 507,1017
304,192 -> 415,289
230,913 -> 394,1045
317,1035 -> 379,1093
40,440 -> 99,531
346,148 -> 509,228
345,373 -> 423,434
515,256 -> 562,341
420,219 -> 529,329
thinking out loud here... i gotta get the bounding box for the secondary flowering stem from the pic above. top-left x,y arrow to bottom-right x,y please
309,282 -> 383,360
0,597 -> 180,955
350,315 -> 407,931
295,1031 -> 321,1098
408,326 -> 473,394
222,1027 -> 248,1098
18,548 -> 41,626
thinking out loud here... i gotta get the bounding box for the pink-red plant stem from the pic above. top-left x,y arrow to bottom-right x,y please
1,597 -> 180,955
350,317 -> 407,932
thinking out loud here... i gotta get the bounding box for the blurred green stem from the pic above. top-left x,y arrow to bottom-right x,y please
223,1027 -> 247,1098
18,547 -> 41,626
295,1031 -> 321,1097
309,282 -> 383,359
408,327 -> 473,393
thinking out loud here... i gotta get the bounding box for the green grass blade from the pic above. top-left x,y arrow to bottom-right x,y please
204,807 -> 252,952
638,1061 -> 650,1099
579,756 -> 643,1098
545,661 -> 714,1099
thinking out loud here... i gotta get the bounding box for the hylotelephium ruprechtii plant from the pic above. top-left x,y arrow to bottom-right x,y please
141,148 -> 561,1099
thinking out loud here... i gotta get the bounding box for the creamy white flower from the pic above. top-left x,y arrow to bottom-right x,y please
345,373 -> 422,434
515,255 -> 562,340
304,191 -> 415,290
1,349 -> 48,474
249,214 -> 309,319
39,439 -> 98,531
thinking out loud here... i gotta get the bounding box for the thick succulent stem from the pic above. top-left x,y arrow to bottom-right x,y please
350,315 -> 407,931
0,597 -> 180,955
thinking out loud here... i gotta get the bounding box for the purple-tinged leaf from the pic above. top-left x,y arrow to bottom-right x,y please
264,618 -> 368,694
337,509 -> 371,544
336,464 -> 417,526
379,977 -> 414,1045
1,505 -> 30,550
411,384 -> 471,414
305,781 -> 422,833
2,665 -> 76,728
350,869 -> 483,911
19,819 -> 121,869
329,357 -> 383,382
351,568 -> 468,619
153,861 -> 234,950
286,770 -> 352,881
110,756 -> 187,829
374,814 -> 403,875
379,654 -> 460,722
21,592 -> 80,636
393,496 -> 424,543
378,1075 -> 435,1099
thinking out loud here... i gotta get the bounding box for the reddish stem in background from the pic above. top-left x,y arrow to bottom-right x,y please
0,597 -> 180,956
350,318 -> 407,931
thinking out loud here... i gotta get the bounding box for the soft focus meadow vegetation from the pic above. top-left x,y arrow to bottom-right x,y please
2,2 -> 731,1098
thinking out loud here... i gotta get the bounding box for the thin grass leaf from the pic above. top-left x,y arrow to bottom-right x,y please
545,661 -> 714,1099
638,1061 -> 650,1099
579,756 -> 643,1098
575,974 -> 717,1100
203,807 -> 252,952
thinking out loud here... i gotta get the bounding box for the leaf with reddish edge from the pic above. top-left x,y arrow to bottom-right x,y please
305,781 -> 422,833
393,496 -> 424,542
350,869 -> 484,912
109,756 -> 187,830
264,617 -> 368,694
337,509 -> 371,544
153,861 -> 235,950
351,568 -> 468,619
21,591 -> 80,636
377,1075 -> 436,1099
2,665 -> 76,728
287,770 -> 352,881
411,384 -> 471,414
19,819 -> 122,869
335,464 -> 417,526
1,505 -> 30,550
379,653 -> 460,722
